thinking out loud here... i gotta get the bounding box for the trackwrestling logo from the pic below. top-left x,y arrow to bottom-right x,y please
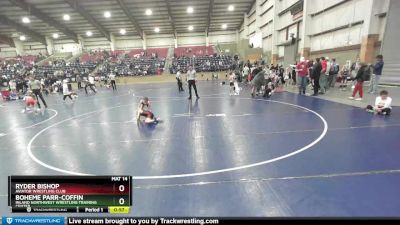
2,217 -> 64,225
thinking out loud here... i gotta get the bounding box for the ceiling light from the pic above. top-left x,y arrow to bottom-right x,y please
104,11 -> 111,18
52,33 -> 59,39
22,17 -> 30,23
63,14 -> 70,21
228,5 -> 235,11
19,35 -> 26,41
120,29 -> 126,35
154,27 -> 160,33
86,31 -> 92,37
222,24 -> 228,29
187,7 -> 194,13
145,9 -> 152,16
188,25 -> 194,31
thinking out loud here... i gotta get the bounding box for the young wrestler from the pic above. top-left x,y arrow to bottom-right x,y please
136,97 -> 160,124
366,90 -> 392,115
62,80 -> 74,102
22,92 -> 38,113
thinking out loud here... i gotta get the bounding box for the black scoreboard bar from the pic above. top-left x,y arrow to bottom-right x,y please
8,176 -> 132,214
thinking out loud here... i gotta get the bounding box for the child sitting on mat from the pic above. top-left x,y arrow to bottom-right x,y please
366,90 -> 392,115
136,97 -> 160,124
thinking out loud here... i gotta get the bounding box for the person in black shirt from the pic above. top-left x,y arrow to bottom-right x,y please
278,65 -> 285,85
311,58 -> 322,96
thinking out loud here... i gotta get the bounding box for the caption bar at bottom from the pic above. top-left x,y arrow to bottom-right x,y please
67,218 -> 219,225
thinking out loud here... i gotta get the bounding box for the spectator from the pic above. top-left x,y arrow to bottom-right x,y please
369,54 -> 384,94
291,62 -> 297,85
328,58 -> 339,88
311,58 -> 322,96
349,63 -> 370,101
319,57 -> 328,94
242,64 -> 250,81
296,57 -> 309,95
9,79 -> 16,92
339,60 -> 351,91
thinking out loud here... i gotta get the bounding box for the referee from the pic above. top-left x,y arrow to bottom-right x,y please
28,76 -> 48,108
187,66 -> 199,100
109,72 -> 117,91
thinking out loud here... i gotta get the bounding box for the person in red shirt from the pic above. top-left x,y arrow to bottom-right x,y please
296,57 -> 309,95
319,57 -> 328,94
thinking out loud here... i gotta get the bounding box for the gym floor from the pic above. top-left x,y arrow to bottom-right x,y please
0,81 -> 400,217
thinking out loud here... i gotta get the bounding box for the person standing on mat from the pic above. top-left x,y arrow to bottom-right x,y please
250,68 -> 266,98
28,76 -> 47,109
62,80 -> 73,102
109,72 -> 117,91
76,74 -> 82,89
187,66 -> 199,100
85,75 -> 97,95
176,70 -> 184,92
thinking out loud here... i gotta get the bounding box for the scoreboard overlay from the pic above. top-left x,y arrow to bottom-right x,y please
8,176 -> 132,213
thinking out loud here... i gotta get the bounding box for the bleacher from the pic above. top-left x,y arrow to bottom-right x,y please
0,55 -> 41,78
80,51 -> 108,63
38,52 -> 73,66
1,55 -> 40,66
111,50 -> 125,58
0,63 -> 24,78
35,61 -> 98,78
146,48 -> 168,58
21,55 -> 38,65
125,48 -> 169,59
171,55 -> 234,73
174,46 -> 215,57
170,45 -> 237,73
1,48 -> 169,81
98,48 -> 169,76
99,57 -> 165,76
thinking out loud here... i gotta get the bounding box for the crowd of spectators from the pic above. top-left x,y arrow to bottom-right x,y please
0,52 -> 100,98
97,49 -> 166,76
170,55 -> 236,74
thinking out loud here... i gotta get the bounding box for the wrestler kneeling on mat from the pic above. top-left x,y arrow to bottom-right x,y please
22,92 -> 39,113
136,97 -> 161,124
